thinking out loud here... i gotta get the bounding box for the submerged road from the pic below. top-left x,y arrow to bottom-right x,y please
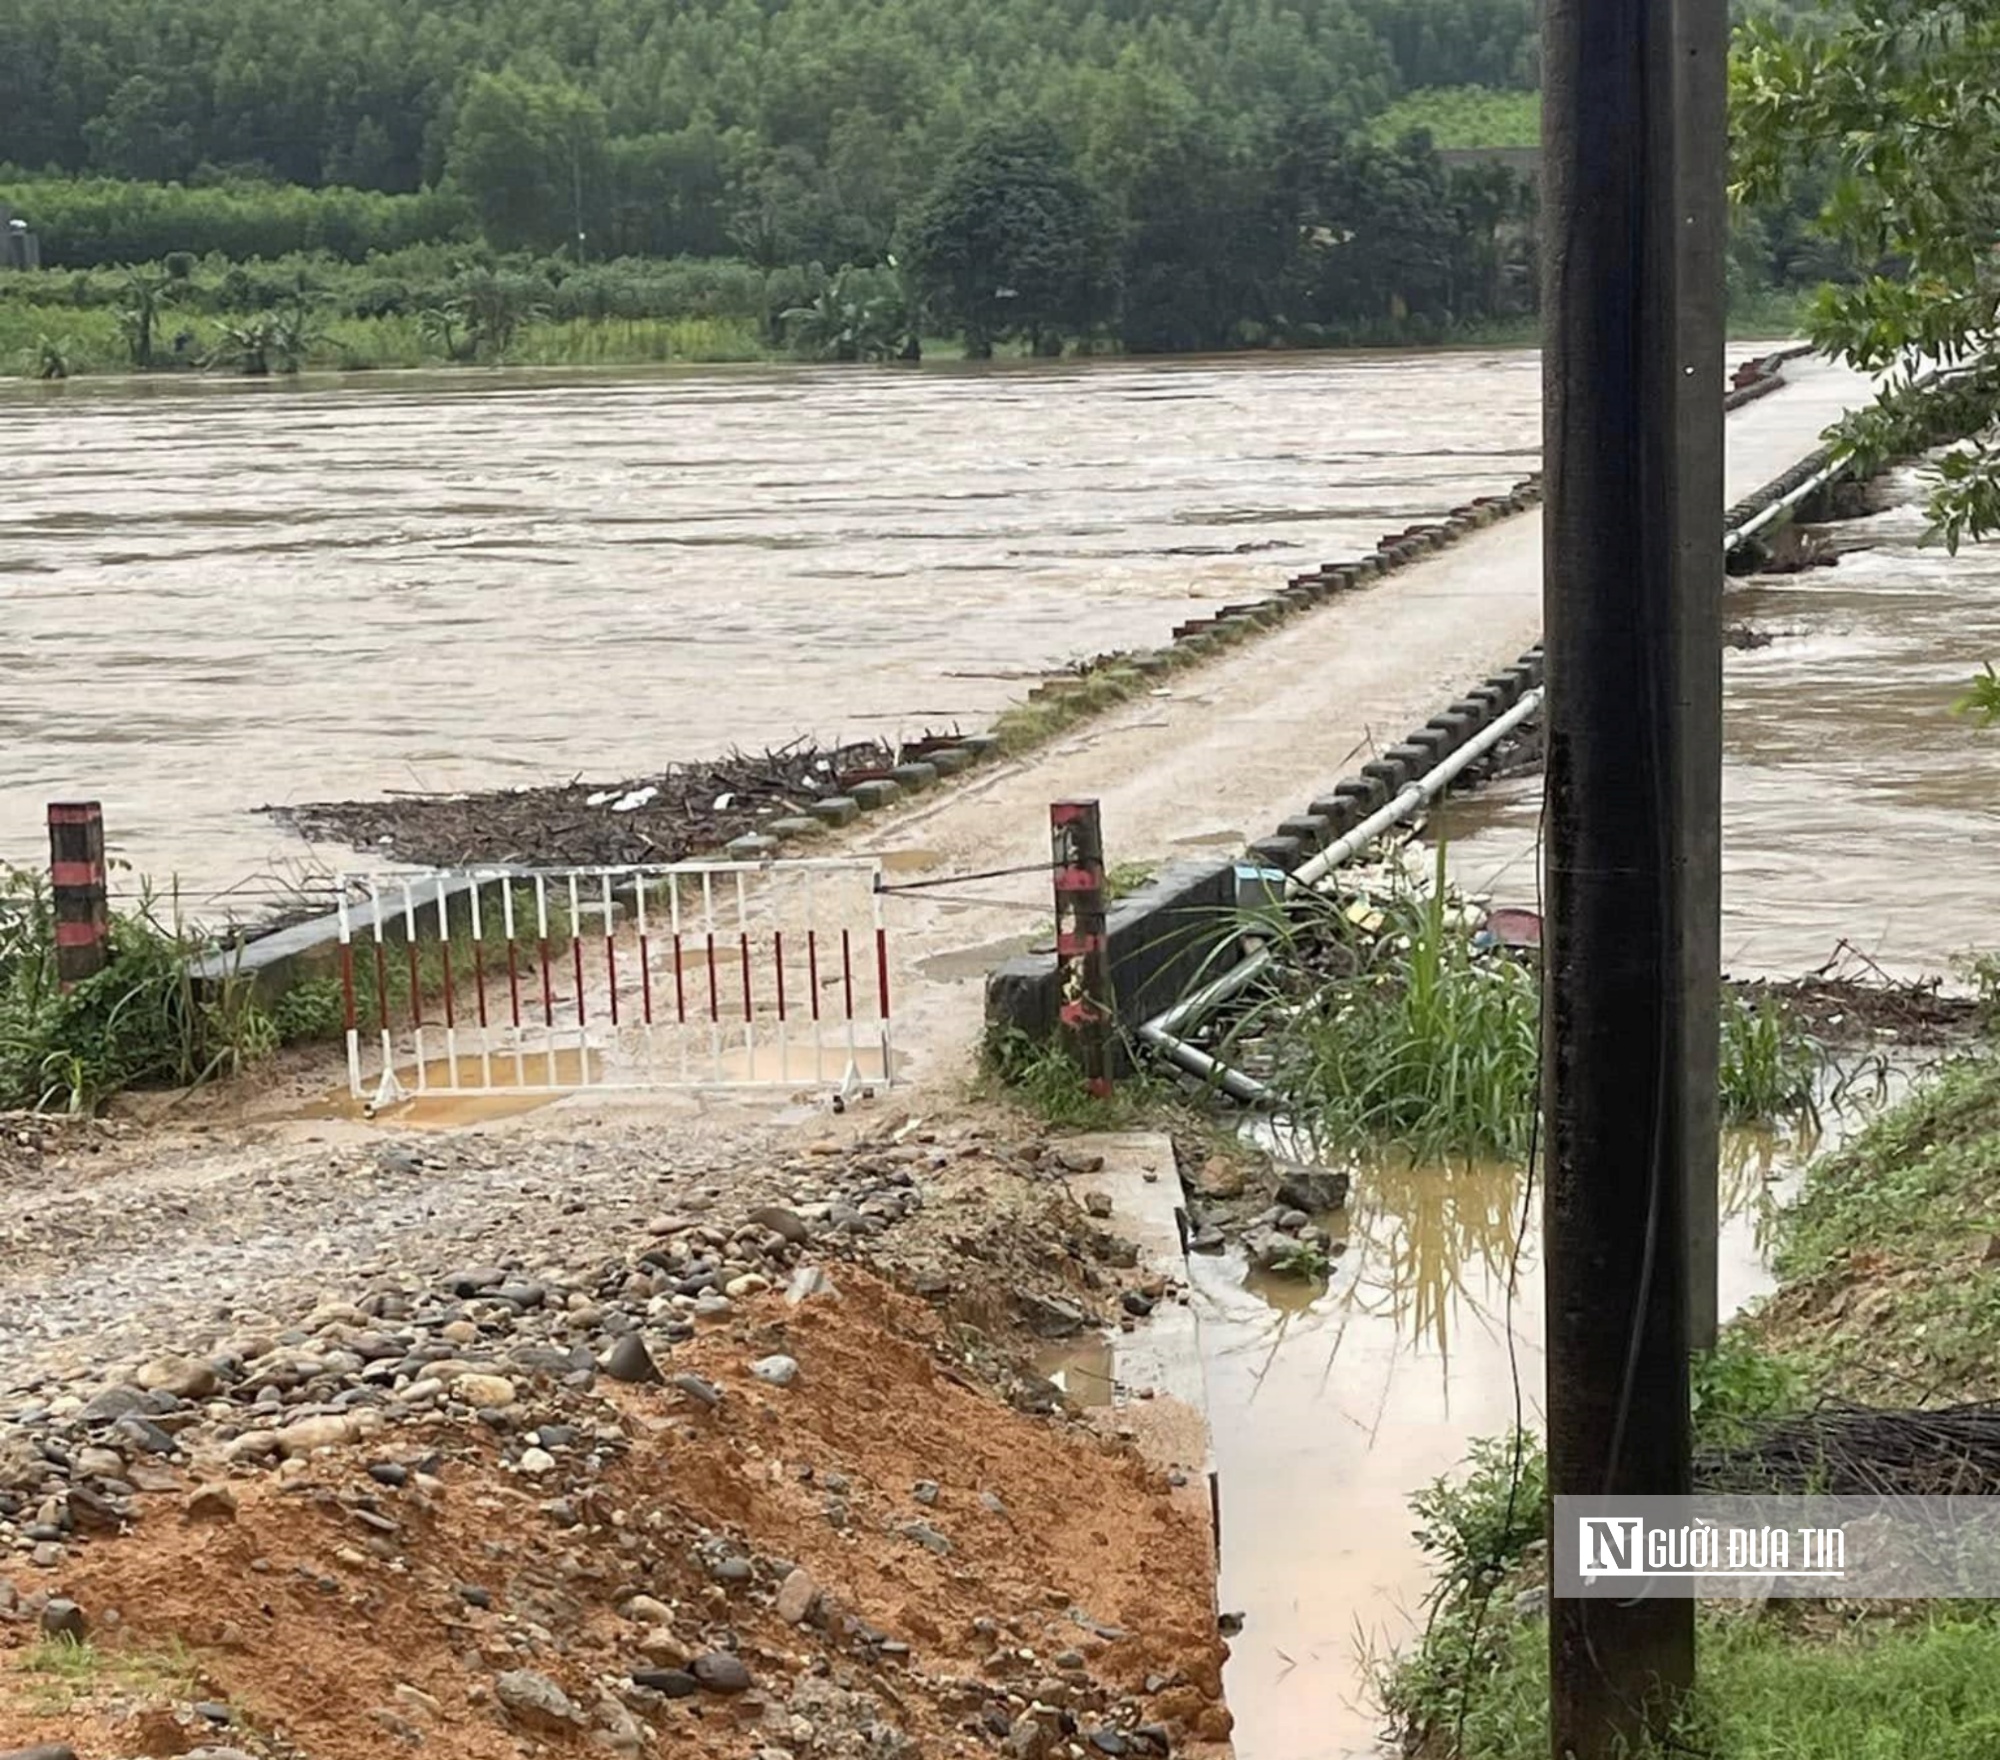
871,356 -> 1876,1084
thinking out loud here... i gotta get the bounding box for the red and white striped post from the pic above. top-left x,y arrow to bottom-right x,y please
1050,798 -> 1113,1098
47,801 -> 111,990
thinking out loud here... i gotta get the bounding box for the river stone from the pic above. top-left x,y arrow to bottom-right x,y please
454,1374 -> 517,1410
112,1414 -> 180,1456
75,1446 -> 125,1480
1,1745 -> 81,1760
41,1598 -> 87,1640
750,1355 -> 798,1388
274,1413 -> 363,1457
135,1355 -> 218,1400
623,1594 -> 675,1625
1275,1168 -> 1351,1213
691,1651 -> 753,1693
774,1567 -> 818,1624
495,1668 -> 579,1731
631,1668 -> 699,1699
748,1205 -> 811,1244
602,1333 -> 663,1385
672,1373 -> 721,1408
78,1386 -> 147,1426
186,1483 -> 240,1521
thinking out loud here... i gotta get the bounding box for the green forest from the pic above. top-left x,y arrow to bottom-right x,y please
0,0 -> 1822,374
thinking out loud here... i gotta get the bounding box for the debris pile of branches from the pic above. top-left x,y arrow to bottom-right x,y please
1734,941 -> 1985,1045
265,736 -> 909,869
1699,1401 -> 2000,1497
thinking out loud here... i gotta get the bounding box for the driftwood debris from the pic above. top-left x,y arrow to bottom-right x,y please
264,738 -> 902,870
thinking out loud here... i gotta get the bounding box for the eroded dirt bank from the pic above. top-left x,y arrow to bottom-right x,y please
0,1108 -> 1228,1760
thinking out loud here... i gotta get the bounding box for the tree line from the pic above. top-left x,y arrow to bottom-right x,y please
0,0 -> 1536,261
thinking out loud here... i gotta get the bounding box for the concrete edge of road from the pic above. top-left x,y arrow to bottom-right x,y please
983,344 -> 1854,1056
1059,1130 -> 1222,1564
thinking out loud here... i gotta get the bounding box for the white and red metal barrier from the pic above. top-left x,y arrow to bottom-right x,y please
334,858 -> 891,1108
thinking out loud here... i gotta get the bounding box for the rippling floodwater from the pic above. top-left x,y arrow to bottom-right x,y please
2,352 -> 1539,904
1439,466 -> 2000,981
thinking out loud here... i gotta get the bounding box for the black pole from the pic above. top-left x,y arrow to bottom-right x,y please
1541,0 -> 1699,1748
1676,0 -> 1728,1354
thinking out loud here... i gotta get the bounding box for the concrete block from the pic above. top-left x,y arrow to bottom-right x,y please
808,796 -> 861,827
1334,776 -> 1386,812
766,816 -> 826,839
1405,727 -> 1453,764
958,734 -> 1002,759
1308,796 -> 1363,838
983,858 -> 1237,1071
850,779 -> 902,811
1248,834 -> 1305,872
1384,741 -> 1435,780
726,833 -> 780,860
927,747 -> 975,775
1276,813 -> 1332,851
1484,671 -> 1524,708
889,762 -> 939,791
1361,757 -> 1411,796
1426,711 -> 1475,751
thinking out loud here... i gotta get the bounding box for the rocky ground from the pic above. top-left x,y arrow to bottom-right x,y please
0,1105 -> 1230,1760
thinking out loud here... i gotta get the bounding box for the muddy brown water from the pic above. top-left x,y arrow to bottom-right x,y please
1195,1091 -> 1899,1760
2,351 -> 1539,907
1437,468 -> 2000,982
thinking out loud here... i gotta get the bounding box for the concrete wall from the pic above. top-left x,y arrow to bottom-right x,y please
984,858 -> 1238,1068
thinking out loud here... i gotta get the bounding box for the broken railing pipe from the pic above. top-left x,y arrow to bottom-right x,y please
1722,459 -> 1845,552
1288,685 -> 1545,893
1135,947 -> 1277,1105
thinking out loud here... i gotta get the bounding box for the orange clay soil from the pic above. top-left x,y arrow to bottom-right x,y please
0,1270 -> 1228,1760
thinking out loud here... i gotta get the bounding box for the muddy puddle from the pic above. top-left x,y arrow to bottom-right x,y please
2,350 -> 1540,905
1188,1086 -> 1881,1760
1436,469 -> 2000,982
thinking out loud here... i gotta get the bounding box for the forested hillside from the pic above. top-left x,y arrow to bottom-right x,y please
0,0 -> 1820,372
0,0 -> 1538,201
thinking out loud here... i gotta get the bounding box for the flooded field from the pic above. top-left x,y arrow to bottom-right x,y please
2,350 -> 1539,906
1440,471 -> 2000,982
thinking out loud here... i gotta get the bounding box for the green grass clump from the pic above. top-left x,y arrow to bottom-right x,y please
1202,851 -> 1826,1161
1387,1600 -> 2000,1759
22,1634 -> 202,1712
1,865 -> 282,1112
1752,1052 -> 2000,1402
1721,990 -> 1824,1122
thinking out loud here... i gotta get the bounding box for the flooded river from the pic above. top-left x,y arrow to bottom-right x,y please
3,351 -> 1538,906
1440,467 -> 2000,982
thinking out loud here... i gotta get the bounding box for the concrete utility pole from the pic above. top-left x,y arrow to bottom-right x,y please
1676,0 -> 1728,1353
1540,0 -> 1720,1746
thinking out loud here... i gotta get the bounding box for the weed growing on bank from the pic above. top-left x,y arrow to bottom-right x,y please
1159,850 -> 1829,1159
0,865 -> 286,1112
